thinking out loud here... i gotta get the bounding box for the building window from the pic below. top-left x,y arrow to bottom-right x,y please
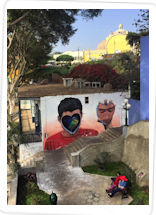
85,97 -> 89,104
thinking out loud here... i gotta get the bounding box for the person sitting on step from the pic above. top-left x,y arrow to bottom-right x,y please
108,176 -> 128,198
106,172 -> 121,193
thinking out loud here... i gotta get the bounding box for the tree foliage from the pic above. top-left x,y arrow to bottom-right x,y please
73,52 -> 140,98
7,9 -> 103,113
7,120 -> 20,175
133,9 -> 149,33
126,9 -> 149,55
111,52 -> 140,99
66,63 -> 127,89
56,54 -> 74,62
7,9 -> 103,174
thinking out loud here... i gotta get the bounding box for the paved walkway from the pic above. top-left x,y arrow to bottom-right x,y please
36,150 -> 133,205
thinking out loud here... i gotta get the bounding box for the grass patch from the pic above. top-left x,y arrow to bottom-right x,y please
82,161 -> 149,205
17,174 -> 51,205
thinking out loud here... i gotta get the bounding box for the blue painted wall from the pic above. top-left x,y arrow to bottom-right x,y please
129,99 -> 140,125
140,36 -> 149,120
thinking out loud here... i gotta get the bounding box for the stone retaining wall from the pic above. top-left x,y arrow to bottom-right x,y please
79,136 -> 125,167
7,174 -> 18,205
77,121 -> 149,187
122,121 -> 149,187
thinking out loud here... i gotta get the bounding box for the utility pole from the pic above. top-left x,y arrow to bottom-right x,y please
78,47 -> 80,62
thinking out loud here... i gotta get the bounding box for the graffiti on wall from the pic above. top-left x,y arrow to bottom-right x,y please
42,92 -> 125,151
97,99 -> 115,129
44,97 -> 98,150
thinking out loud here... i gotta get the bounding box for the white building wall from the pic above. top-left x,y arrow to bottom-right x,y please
41,92 -> 128,142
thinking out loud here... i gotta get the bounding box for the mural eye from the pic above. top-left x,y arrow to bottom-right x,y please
99,109 -> 106,113
108,108 -> 114,112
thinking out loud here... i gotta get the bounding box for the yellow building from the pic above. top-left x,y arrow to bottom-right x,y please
83,24 -> 133,62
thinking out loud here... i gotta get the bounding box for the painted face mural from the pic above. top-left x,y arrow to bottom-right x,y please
43,97 -> 98,151
97,99 -> 115,129
42,94 -> 124,151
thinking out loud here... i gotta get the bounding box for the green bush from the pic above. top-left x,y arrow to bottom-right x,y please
23,65 -> 70,82
94,152 -> 111,171
17,175 -> 51,205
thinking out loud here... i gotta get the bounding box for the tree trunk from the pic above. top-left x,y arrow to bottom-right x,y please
8,93 -> 16,115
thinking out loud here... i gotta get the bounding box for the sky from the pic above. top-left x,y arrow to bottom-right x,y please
52,9 -> 140,53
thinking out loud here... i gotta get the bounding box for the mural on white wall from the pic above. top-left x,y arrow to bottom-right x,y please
41,92 -> 127,150
97,100 -> 115,130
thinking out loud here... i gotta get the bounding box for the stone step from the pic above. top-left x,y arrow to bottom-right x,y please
63,139 -> 87,164
21,160 -> 36,168
105,130 -> 120,139
111,126 -> 123,134
99,132 -> 115,141
64,127 -> 123,164
64,139 -> 84,154
70,139 -> 87,151
64,150 -> 72,164
20,151 -> 44,168
99,127 -> 122,141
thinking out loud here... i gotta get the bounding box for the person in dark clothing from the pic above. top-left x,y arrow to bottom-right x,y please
108,176 -> 128,198
106,172 -> 121,193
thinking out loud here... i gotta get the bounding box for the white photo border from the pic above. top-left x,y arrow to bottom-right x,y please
0,1 -> 155,215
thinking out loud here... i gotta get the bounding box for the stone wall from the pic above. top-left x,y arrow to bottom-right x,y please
20,142 -> 42,163
129,99 -> 140,126
78,121 -> 149,187
121,121 -> 149,187
79,136 -> 125,167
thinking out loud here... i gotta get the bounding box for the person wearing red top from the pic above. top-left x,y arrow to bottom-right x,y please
44,97 -> 98,151
106,172 -> 121,193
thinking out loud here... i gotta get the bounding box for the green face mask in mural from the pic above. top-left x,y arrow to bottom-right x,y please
61,113 -> 81,134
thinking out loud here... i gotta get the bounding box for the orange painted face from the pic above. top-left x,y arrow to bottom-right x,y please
97,100 -> 115,126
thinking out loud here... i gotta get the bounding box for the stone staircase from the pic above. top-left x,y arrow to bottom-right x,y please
63,137 -> 97,163
20,151 -> 44,169
19,127 -> 123,169
36,149 -> 133,205
63,127 -> 123,166
99,127 -> 123,140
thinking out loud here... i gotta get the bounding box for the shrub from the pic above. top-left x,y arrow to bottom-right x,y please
66,63 -> 127,89
17,175 -> 51,205
94,152 -> 111,171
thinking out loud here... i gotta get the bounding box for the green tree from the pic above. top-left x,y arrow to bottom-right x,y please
112,52 -> 140,99
133,9 -> 149,33
56,54 -> 74,65
7,9 -> 103,113
126,9 -> 149,55
7,119 -> 20,175
7,9 -> 103,175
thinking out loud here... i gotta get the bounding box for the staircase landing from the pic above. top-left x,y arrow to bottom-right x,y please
36,149 -> 132,205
